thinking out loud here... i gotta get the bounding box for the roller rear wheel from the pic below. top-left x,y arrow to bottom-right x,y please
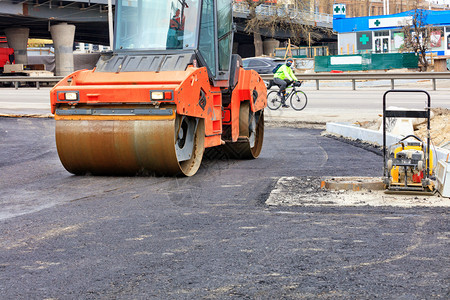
226,102 -> 264,159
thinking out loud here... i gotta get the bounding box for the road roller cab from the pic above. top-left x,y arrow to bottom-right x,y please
50,0 -> 267,176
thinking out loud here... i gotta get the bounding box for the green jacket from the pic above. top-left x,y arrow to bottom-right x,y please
274,64 -> 298,81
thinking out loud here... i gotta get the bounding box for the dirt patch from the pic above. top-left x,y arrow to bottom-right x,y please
0,114 -> 53,118
266,177 -> 450,207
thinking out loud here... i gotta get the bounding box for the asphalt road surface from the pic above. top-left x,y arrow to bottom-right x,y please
1,85 -> 450,124
0,117 -> 449,299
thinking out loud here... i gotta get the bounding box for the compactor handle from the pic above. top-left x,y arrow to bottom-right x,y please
383,89 -> 431,112
398,134 -> 424,144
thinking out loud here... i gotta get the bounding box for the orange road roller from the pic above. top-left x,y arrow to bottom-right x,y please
50,0 -> 267,176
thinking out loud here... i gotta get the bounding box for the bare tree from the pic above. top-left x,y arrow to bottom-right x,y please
241,0 -> 330,56
241,0 -> 266,56
400,9 -> 434,71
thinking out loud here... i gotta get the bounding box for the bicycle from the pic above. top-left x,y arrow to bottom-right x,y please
266,81 -> 308,111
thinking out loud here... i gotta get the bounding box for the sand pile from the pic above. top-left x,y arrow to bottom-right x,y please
414,108 -> 449,149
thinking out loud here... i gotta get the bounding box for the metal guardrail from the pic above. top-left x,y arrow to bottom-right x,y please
233,3 -> 333,28
0,76 -> 63,89
3,72 -> 450,91
260,72 -> 450,91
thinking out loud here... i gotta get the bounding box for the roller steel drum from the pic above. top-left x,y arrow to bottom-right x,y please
55,109 -> 204,176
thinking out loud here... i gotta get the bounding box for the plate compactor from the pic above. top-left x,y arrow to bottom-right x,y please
382,90 -> 434,193
50,0 -> 266,176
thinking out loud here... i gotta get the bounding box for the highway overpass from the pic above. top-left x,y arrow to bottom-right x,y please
0,0 -> 335,74
0,0 -> 333,45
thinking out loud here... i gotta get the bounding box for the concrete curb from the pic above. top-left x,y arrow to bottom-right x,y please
326,122 -> 450,168
321,177 -> 385,191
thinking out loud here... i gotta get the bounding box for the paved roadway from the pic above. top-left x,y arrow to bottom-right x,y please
0,85 -> 449,298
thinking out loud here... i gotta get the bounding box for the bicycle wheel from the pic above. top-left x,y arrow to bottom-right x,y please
290,90 -> 308,111
267,91 -> 282,110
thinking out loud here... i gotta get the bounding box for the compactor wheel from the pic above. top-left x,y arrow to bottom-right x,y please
227,101 -> 264,159
55,114 -> 204,176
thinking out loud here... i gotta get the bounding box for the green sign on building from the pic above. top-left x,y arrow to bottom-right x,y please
356,32 -> 373,51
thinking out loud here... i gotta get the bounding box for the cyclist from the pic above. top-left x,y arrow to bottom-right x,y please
272,58 -> 299,108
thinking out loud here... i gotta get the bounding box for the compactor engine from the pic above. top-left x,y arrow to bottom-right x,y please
385,135 -> 434,192
50,0 -> 267,176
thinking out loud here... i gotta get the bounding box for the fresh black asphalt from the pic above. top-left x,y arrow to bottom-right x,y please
0,117 -> 448,299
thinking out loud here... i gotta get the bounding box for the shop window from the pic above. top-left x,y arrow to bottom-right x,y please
375,31 -> 389,37
430,28 -> 444,48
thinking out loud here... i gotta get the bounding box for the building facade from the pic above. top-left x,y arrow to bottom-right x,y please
333,7 -> 450,55
318,0 -> 449,17
235,0 -> 449,15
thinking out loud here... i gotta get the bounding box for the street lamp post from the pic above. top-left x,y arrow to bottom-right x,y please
108,0 -> 113,49
383,0 -> 390,15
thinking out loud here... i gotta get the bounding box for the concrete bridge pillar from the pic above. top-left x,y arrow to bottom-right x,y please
4,27 -> 29,64
263,38 -> 280,56
233,42 -> 239,54
50,23 -> 76,76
